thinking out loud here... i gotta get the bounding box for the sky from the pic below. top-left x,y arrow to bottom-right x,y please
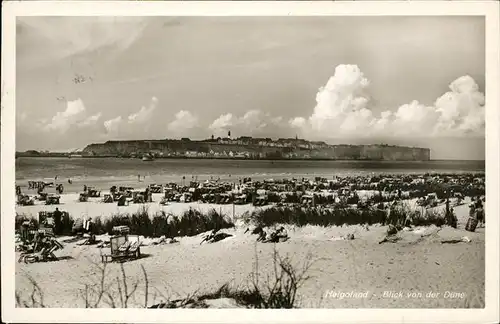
16,16 -> 485,160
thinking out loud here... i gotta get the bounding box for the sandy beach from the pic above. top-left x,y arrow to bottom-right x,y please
15,189 -> 390,221
15,199 -> 485,308
16,192 -> 259,221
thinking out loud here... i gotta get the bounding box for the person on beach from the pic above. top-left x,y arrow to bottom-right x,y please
475,196 -> 483,209
469,202 -> 476,216
68,178 -> 72,184
53,208 -> 62,235
266,226 -> 288,243
444,196 -> 457,228
475,197 -> 484,227
85,217 -> 93,232
257,228 -> 267,242
201,228 -> 218,244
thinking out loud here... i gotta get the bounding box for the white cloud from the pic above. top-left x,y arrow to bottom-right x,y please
43,98 -> 96,133
432,75 -> 485,137
167,110 -> 200,136
289,117 -> 306,129
290,64 -> 485,140
79,112 -> 103,128
127,96 -> 158,124
103,96 -> 159,137
209,113 -> 234,133
104,116 -> 123,134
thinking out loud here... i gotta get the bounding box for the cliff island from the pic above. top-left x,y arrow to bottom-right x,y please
76,136 -> 431,161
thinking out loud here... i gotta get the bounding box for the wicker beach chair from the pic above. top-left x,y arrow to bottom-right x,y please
101,231 -> 141,263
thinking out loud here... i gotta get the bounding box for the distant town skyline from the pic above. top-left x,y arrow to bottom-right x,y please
16,16 -> 485,160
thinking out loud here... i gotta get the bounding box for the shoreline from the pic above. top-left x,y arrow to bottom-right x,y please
17,155 -> 432,162
16,155 -> 486,163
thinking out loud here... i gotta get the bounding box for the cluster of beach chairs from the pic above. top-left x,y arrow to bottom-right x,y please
16,173 -> 485,211
16,173 -> 484,211
16,180 -> 65,206
16,220 -> 64,263
16,192 -> 61,206
77,185 -> 152,205
57,172 -> 485,211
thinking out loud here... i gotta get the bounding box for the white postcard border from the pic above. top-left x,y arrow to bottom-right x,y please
2,1 -> 499,323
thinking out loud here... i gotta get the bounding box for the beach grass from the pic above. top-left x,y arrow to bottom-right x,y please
245,204 -> 454,229
16,203 -> 456,239
93,206 -> 235,238
16,206 -> 235,238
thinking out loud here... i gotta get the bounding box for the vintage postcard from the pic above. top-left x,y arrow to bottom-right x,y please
2,1 -> 499,323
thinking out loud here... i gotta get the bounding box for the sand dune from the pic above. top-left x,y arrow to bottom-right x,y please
15,201 -> 484,308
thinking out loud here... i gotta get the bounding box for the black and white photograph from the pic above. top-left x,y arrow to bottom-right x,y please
2,1 -> 499,323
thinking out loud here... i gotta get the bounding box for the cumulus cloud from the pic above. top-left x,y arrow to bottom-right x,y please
79,112 -> 103,128
432,76 -> 485,137
128,97 -> 158,124
209,113 -> 234,132
102,97 -> 203,139
103,116 -> 123,134
167,110 -> 200,136
43,98 -> 102,133
289,117 -> 306,129
104,96 -> 159,136
290,64 -> 485,140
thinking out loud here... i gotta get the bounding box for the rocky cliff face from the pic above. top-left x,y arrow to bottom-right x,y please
82,140 -> 430,161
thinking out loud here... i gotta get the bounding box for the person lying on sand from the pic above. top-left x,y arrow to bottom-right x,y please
245,226 -> 268,242
200,229 -> 232,244
200,229 -> 219,245
257,230 -> 267,242
263,226 -> 289,243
